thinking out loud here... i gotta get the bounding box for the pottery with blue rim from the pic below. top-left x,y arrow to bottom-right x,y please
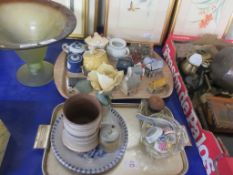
50,107 -> 128,174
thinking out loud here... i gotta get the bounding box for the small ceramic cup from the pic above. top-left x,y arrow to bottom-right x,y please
62,94 -> 102,152
62,41 -> 86,55
107,38 -> 130,59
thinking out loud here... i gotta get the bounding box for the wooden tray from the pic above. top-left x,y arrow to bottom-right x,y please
54,51 -> 173,99
35,103 -> 188,175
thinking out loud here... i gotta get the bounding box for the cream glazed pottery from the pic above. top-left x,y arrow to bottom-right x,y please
85,32 -> 109,50
62,94 -> 102,152
107,38 -> 130,59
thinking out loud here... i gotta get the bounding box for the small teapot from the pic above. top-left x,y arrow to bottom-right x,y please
62,41 -> 86,55
107,38 -> 130,60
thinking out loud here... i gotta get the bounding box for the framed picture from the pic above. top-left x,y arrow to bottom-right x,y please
223,14 -> 233,40
87,0 -> 98,35
171,0 -> 233,38
104,0 -> 175,45
52,0 -> 88,38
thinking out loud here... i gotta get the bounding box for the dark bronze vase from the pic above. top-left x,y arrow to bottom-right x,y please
211,47 -> 233,92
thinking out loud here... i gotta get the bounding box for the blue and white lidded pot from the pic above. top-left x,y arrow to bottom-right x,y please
62,41 -> 86,55
67,53 -> 83,73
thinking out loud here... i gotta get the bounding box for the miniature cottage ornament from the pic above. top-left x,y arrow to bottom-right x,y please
143,57 -> 164,78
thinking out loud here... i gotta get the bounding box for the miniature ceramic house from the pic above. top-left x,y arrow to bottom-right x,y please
143,57 -> 164,78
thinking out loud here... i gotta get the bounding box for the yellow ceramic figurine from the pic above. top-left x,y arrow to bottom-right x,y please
88,63 -> 124,92
83,49 -> 109,72
84,32 -> 109,50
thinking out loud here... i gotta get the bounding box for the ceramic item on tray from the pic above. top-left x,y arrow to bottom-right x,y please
107,38 -> 130,60
83,49 -> 109,71
62,94 -> 102,152
62,42 -> 86,55
100,124 -> 120,152
144,57 -> 164,78
120,66 -> 142,96
85,32 -> 109,50
116,58 -> 134,74
50,107 -> 128,174
211,47 -> 233,92
96,92 -> 111,106
66,53 -> 83,74
148,76 -> 167,94
74,79 -> 93,93
87,63 -> 124,92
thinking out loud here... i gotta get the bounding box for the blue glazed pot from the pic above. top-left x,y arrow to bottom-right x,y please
67,53 -> 83,73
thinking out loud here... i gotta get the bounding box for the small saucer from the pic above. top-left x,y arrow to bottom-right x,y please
50,108 -> 128,174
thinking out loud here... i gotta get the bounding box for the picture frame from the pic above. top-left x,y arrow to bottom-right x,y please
223,14 -> 233,40
87,0 -> 98,35
52,0 -> 88,38
170,0 -> 233,38
104,0 -> 175,45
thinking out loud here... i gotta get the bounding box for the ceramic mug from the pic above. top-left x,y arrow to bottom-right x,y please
62,41 -> 86,55
107,38 -> 130,59
62,94 -> 102,152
